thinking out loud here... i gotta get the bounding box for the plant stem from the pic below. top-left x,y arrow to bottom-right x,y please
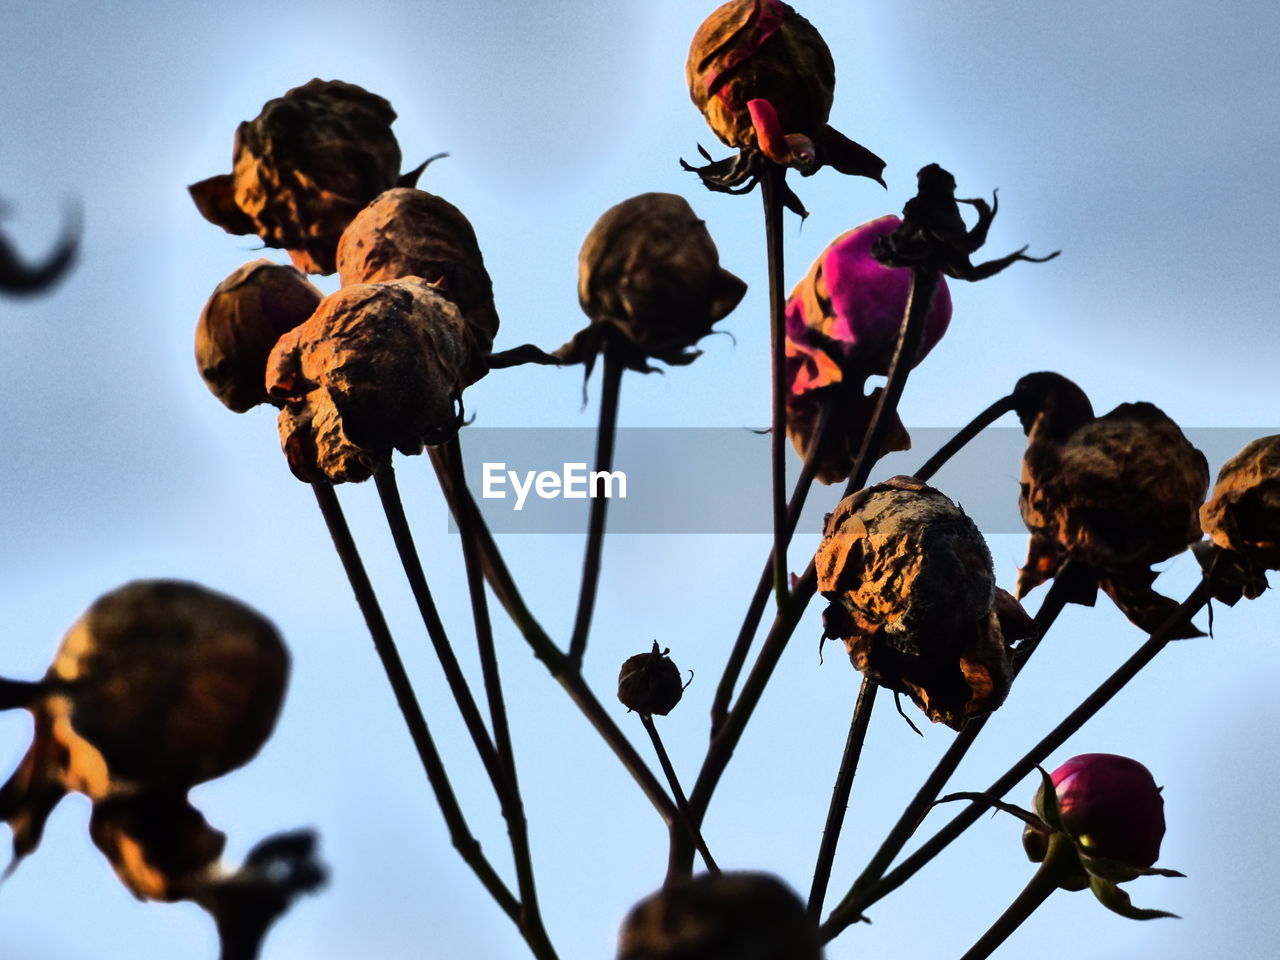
640,714 -> 720,875
309,482 -> 518,921
0,678 -> 41,710
913,394 -> 1018,483
957,833 -> 1077,960
568,348 -> 624,668
762,162 -> 789,609
443,438 -> 559,960
807,676 -> 878,920
821,576 -> 1210,941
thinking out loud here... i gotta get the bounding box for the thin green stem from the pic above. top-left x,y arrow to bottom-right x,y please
640,714 -> 719,875
762,162 -> 789,609
568,348 -> 624,668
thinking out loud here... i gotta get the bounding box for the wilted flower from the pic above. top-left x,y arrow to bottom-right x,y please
336,187 -> 500,363
266,278 -> 473,484
816,476 -> 1034,729
786,216 -> 952,483
1014,372 -> 1209,636
618,871 -> 821,960
557,193 -> 746,374
684,0 -> 884,210
196,259 -> 323,412
1200,435 -> 1280,581
617,642 -> 684,717
189,79 -> 410,275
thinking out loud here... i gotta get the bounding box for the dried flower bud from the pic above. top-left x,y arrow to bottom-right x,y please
196,259 -> 323,412
337,187 -> 500,370
1200,435 -> 1280,570
786,216 -> 952,483
558,193 -> 746,373
266,278 -> 471,484
817,476 -> 1033,728
618,871 -> 821,960
0,581 -> 287,867
189,79 -> 403,275
618,642 -> 684,717
1014,372 -> 1208,635
685,0 -> 883,185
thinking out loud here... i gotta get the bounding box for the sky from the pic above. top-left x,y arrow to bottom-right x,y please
1,1 -> 1278,958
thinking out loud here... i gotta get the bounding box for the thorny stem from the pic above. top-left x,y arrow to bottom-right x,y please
640,714 -> 720,875
762,162 -> 790,609
568,348 -> 624,668
442,439 -> 559,960
913,394 -> 1018,483
957,833 -> 1077,960
807,676 -> 878,920
309,482 -> 519,922
429,447 -> 680,829
821,575 -> 1211,941
710,401 -> 835,737
830,564 -> 1088,924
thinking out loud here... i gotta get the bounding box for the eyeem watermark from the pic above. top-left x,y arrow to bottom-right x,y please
482,462 -> 628,511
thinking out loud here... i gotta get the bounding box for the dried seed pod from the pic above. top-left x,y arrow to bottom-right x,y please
558,193 -> 746,373
617,642 -> 684,717
196,259 -> 323,412
0,580 -> 288,866
1200,435 -> 1280,569
685,0 -> 883,184
1014,373 -> 1209,635
336,187 -> 499,375
817,476 -> 1032,728
266,277 -> 471,484
618,871 -> 821,960
785,216 -> 952,483
189,79 -> 403,275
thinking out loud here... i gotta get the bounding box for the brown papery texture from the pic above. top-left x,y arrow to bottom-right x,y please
617,644 -> 684,717
1201,434 -> 1280,568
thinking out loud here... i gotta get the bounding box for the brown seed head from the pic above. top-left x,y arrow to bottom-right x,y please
617,642 -> 684,717
1201,435 -> 1280,569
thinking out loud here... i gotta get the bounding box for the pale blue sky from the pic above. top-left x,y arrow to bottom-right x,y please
1,1 -> 1278,958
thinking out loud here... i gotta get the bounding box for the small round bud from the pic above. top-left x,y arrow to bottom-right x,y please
617,642 -> 684,717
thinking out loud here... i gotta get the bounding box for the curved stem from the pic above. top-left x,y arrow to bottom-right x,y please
807,676 -> 878,920
913,394 -> 1017,483
568,349 -> 624,668
762,162 -> 789,609
640,714 -> 719,875
309,482 -> 518,921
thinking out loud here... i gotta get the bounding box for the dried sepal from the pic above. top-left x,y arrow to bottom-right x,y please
196,259 -> 323,412
89,792 -> 227,901
617,642 -> 684,717
266,278 -> 471,484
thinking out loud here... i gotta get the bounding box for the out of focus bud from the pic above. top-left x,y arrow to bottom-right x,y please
266,278 -> 471,484
786,216 -> 952,483
617,642 -> 684,717
1199,435 -> 1280,585
336,187 -> 500,363
618,871 -> 821,960
558,193 -> 746,373
817,476 -> 1034,729
189,79 -> 405,275
196,259 -> 322,412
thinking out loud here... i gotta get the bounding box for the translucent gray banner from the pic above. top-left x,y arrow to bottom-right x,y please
452,427 -> 1275,534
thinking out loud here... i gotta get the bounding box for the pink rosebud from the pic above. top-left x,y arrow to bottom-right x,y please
1037,753 -> 1166,871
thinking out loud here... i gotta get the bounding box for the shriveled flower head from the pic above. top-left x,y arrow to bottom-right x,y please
786,216 -> 952,483
817,476 -> 1033,729
617,642 -> 684,717
618,871 -> 821,960
336,187 -> 500,362
189,79 -> 404,275
0,581 -> 288,869
558,193 -> 746,373
1200,435 -> 1280,570
196,259 -> 323,413
1014,372 -> 1209,636
266,277 -> 472,484
685,0 -> 884,193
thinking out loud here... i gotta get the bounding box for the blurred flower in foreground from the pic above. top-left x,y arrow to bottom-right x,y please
817,476 -> 1034,729
683,0 -> 885,214
266,278 -> 473,484
786,216 -> 952,483
0,197 -> 79,296
1197,435 -> 1280,601
1013,372 -> 1209,636
618,871 -> 821,960
189,79 -> 422,275
196,259 -> 323,412
557,193 -> 746,375
336,187 -> 500,363
617,642 -> 685,717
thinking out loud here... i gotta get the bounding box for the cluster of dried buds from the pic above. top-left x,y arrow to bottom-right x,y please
0,581 -> 321,943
